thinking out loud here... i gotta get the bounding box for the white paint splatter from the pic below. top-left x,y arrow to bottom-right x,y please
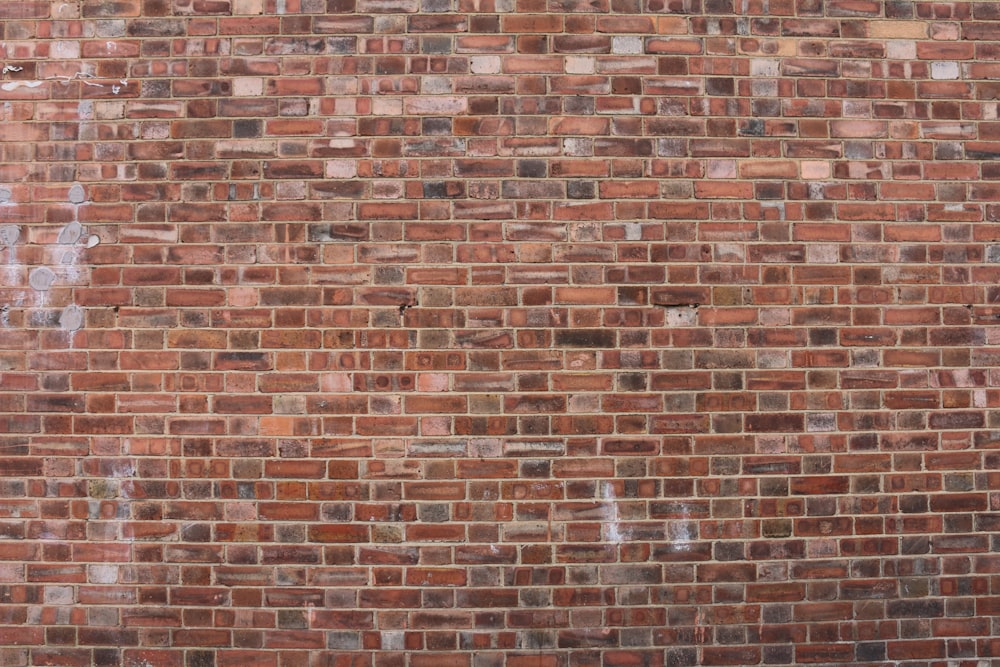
50,72 -> 104,88
59,304 -> 84,331
58,221 -> 83,244
671,520 -> 695,543
1,81 -> 42,91
77,100 -> 94,120
68,183 -> 86,204
669,505 -> 695,543
28,266 -> 56,291
0,224 -> 19,246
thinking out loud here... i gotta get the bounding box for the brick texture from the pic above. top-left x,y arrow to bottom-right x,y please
2,0 -> 1000,664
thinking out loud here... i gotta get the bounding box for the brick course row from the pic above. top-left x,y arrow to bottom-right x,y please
3,0 -> 1000,665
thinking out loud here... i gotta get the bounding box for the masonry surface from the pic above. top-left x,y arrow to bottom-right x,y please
2,0 -> 1000,665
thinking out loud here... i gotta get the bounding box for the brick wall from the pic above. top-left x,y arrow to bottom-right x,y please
2,0 -> 1000,664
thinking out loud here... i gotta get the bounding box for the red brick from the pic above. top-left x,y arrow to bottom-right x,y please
4,3 -> 1000,664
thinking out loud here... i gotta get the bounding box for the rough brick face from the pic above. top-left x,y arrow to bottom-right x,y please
1,0 -> 1000,664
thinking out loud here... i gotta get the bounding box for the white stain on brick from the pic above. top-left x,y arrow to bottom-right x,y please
669,513 -> 695,544
51,41 -> 80,59
0,187 -> 20,322
602,481 -> 622,544
0,224 -> 19,246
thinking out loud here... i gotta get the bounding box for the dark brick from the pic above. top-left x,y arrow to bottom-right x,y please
553,329 -> 616,347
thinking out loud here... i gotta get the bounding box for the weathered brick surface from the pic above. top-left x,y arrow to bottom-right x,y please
2,0 -> 1000,664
